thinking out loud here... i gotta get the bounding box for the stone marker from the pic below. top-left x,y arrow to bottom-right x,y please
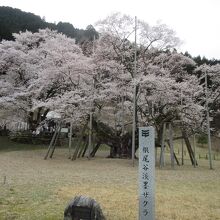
64,195 -> 105,220
139,126 -> 155,220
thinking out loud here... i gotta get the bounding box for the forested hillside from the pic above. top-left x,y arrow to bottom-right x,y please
0,6 -> 98,43
1,6 -> 219,65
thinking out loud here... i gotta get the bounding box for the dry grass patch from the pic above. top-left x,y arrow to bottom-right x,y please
0,148 -> 220,219
156,166 -> 220,220
58,184 -> 138,220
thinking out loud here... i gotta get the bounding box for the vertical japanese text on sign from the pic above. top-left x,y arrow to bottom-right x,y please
139,127 -> 155,220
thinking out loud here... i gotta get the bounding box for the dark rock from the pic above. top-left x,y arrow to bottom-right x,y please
64,195 -> 105,220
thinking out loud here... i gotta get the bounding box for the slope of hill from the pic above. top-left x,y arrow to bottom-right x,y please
0,6 -> 98,42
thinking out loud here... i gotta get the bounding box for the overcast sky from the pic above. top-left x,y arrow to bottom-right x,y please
1,0 -> 220,59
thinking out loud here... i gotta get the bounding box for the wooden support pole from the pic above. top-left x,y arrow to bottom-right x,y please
87,112 -> 93,159
90,143 -> 101,157
173,152 -> 180,166
78,140 -> 88,158
50,123 -> 62,158
71,124 -> 87,160
193,134 -> 196,168
182,130 -> 198,166
167,141 -> 180,166
68,122 -> 73,159
181,136 -> 184,165
72,138 -> 83,160
169,123 -> 175,169
82,140 -> 90,157
44,124 -> 59,160
159,123 -> 166,168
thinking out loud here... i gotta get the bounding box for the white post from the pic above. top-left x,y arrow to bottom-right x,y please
132,86 -> 137,166
180,89 -> 184,165
87,36 -> 96,159
205,73 -> 213,169
132,16 -> 137,166
120,95 -> 125,156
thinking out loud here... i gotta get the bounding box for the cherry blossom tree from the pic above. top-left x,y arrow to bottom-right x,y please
95,14 -> 187,121
1,13 -> 213,160
195,64 -> 220,132
93,13 -> 204,158
0,37 -> 32,126
0,29 -> 94,129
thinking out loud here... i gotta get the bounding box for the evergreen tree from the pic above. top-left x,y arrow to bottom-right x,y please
0,6 -> 99,43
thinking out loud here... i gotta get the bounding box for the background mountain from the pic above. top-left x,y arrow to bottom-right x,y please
1,6 -> 219,63
0,6 -> 98,43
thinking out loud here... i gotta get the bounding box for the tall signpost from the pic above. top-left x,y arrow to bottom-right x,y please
139,127 -> 155,220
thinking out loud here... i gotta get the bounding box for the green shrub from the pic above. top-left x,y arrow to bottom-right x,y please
197,134 -> 208,144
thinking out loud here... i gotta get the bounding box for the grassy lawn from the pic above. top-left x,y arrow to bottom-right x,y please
0,137 -> 220,219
